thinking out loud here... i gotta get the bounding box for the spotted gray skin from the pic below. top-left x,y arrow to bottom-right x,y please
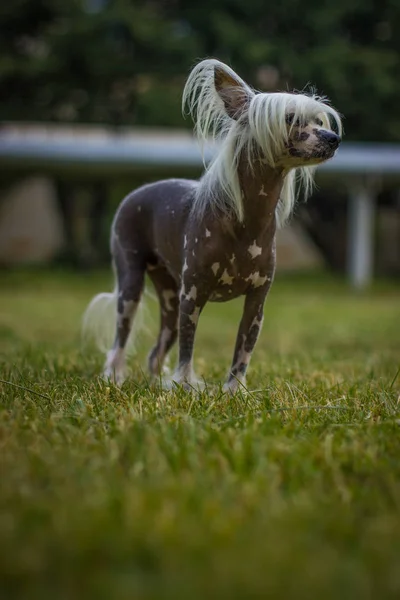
109,156 -> 282,392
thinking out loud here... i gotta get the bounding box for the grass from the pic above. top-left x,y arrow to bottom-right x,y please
1,268 -> 400,599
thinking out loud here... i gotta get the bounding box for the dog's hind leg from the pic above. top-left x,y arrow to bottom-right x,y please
147,266 -> 179,377
104,260 -> 145,385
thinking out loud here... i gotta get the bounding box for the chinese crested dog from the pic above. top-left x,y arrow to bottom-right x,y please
84,58 -> 342,392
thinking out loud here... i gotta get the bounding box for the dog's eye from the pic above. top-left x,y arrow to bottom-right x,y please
286,113 -> 295,125
315,118 -> 323,127
285,113 -> 301,127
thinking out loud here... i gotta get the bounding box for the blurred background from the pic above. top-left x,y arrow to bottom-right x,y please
0,0 -> 399,288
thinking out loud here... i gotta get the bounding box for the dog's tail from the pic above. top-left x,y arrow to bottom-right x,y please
82,286 -> 120,354
82,269 -> 150,356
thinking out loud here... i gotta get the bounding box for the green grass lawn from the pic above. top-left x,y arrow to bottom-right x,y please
1,269 -> 400,599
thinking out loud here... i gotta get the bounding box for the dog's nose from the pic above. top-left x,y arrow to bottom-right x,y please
319,130 -> 341,149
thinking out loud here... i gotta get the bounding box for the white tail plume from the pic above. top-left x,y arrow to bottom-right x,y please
82,281 -> 152,356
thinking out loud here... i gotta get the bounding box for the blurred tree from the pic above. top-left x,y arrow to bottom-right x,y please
0,0 -> 399,140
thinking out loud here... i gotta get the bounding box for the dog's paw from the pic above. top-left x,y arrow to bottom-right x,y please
103,368 -> 126,387
222,378 -> 246,395
162,376 -> 204,393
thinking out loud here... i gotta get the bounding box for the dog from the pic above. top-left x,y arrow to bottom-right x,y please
84,58 -> 342,391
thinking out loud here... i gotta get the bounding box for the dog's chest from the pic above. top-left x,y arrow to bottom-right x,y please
184,232 -> 273,301
209,249 -> 270,300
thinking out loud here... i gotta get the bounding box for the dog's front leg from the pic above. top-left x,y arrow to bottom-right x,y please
168,286 -> 207,390
223,287 -> 270,393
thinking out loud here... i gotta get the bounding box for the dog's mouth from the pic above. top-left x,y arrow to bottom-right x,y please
288,143 -> 339,163
311,144 -> 338,161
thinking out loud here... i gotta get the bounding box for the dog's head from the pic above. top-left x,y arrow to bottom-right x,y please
278,109 -> 341,167
183,59 -> 343,226
211,64 -> 342,169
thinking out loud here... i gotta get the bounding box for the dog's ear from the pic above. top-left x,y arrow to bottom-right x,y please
214,65 -> 251,120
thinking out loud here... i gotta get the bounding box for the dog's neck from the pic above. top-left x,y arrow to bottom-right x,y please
237,155 -> 284,234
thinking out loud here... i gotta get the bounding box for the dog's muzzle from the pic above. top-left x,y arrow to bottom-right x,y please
317,130 -> 341,150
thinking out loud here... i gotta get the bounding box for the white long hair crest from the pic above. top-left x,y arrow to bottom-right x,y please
183,58 -> 342,227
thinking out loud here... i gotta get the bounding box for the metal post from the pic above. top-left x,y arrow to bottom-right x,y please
347,180 -> 376,289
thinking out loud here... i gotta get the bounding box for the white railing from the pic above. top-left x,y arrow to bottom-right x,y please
1,124 -> 399,288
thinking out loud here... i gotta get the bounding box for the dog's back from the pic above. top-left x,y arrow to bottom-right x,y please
111,178 -> 198,281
